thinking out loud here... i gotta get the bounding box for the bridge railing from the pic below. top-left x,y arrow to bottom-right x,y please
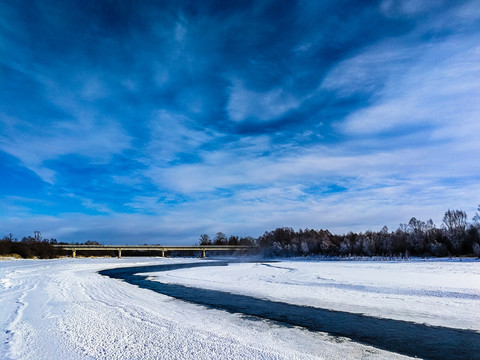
52,244 -> 258,258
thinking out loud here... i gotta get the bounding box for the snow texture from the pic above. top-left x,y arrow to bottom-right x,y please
1,257 -> 478,359
147,258 -> 480,331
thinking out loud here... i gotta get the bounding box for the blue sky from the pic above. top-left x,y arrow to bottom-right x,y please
1,0 -> 480,245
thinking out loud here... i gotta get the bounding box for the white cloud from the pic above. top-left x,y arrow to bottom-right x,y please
331,37 -> 480,137
321,43 -> 410,97
147,110 -> 218,163
124,196 -> 162,213
0,68 -> 133,183
146,132 -> 477,199
0,114 -> 131,183
4,170 -> 480,243
5,126 -> 480,242
227,80 -> 300,122
3,1 -> 480,245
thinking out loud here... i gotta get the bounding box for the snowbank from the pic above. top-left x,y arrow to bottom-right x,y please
1,257 -> 413,359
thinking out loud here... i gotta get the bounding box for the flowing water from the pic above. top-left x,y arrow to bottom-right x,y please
99,261 -> 480,360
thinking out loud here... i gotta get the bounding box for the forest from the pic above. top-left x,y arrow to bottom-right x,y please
200,207 -> 480,258
2,207 -> 480,259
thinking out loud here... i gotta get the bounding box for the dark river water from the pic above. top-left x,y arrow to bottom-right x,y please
99,261 -> 480,360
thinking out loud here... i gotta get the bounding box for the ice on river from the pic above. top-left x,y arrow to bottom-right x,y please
1,257 -> 478,359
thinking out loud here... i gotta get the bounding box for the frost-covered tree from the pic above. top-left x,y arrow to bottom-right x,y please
339,238 -> 351,256
473,243 -> 480,258
361,236 -> 375,256
473,205 -> 480,227
407,217 -> 427,255
442,209 -> 467,233
442,209 -> 468,254
300,241 -> 309,256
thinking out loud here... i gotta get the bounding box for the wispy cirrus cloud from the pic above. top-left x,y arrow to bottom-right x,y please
227,80 -> 301,122
1,0 -> 480,243
332,37 -> 480,138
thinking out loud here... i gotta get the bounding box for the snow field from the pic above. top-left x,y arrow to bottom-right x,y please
1,258 -> 412,359
146,258 -> 480,331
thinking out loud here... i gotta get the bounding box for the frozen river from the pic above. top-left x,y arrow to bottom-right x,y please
1,257 -> 479,359
101,260 -> 480,359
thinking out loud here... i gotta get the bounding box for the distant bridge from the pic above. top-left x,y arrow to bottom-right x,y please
52,244 -> 258,258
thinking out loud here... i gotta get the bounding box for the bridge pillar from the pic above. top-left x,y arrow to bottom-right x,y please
72,250 -> 76,258
161,250 -> 165,257
118,249 -> 122,258
201,249 -> 206,258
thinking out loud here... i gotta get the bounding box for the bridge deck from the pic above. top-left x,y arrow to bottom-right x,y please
52,244 -> 258,258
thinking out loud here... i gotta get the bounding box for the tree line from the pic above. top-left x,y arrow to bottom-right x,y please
0,233 -> 60,259
0,233 -> 111,259
198,233 -> 257,246
202,207 -> 480,258
3,207 -> 480,259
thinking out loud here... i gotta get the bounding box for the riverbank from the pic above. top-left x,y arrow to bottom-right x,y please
2,257 -> 479,359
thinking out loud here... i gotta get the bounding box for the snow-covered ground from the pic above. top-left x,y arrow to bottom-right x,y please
1,257 -> 478,359
147,258 -> 480,331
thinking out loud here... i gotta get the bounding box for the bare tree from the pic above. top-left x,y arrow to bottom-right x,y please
473,243 -> 480,258
214,232 -> 227,245
442,209 -> 468,253
473,205 -> 480,227
199,234 -> 211,245
442,209 -> 467,233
